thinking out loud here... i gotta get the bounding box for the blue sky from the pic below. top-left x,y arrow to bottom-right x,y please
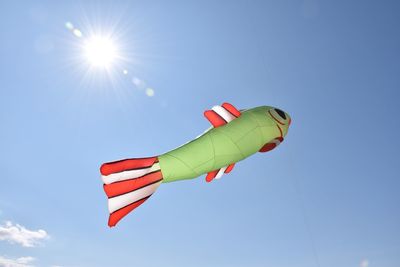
0,1 -> 399,266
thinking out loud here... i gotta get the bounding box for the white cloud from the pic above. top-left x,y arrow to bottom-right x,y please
0,221 -> 49,247
0,256 -> 35,267
360,259 -> 369,267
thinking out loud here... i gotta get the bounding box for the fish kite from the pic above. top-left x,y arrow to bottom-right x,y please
100,103 -> 291,227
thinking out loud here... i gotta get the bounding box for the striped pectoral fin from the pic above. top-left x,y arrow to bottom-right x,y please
100,157 -> 163,227
204,102 -> 241,128
205,163 -> 236,183
259,137 -> 284,153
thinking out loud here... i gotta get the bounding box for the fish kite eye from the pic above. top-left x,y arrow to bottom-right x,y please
274,108 -> 286,120
268,107 -> 289,125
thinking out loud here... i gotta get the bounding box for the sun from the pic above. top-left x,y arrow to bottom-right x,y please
83,35 -> 118,68
65,19 -> 134,88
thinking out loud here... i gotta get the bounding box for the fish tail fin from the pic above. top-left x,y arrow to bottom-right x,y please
100,156 -> 163,227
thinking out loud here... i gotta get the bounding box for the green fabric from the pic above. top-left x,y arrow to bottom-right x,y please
158,106 -> 289,182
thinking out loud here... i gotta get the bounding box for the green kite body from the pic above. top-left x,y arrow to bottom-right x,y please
159,106 -> 290,182
100,103 -> 291,226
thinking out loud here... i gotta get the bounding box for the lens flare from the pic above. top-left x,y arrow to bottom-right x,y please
83,35 -> 118,68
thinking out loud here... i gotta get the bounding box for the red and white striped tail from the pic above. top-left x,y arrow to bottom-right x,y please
100,156 -> 163,227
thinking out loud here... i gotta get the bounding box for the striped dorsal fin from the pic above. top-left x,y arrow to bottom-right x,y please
204,102 -> 241,128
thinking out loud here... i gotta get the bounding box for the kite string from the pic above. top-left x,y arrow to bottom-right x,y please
249,8 -> 322,267
289,172 -> 322,267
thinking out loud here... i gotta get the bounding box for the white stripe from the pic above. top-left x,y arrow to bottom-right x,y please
108,180 -> 162,213
272,139 -> 281,146
102,163 -> 160,184
212,105 -> 236,123
215,166 -> 227,180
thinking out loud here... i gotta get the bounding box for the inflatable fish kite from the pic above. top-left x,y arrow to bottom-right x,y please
100,103 -> 291,226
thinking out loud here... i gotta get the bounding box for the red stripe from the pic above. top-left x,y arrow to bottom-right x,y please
108,196 -> 150,227
222,103 -> 241,117
268,110 -> 285,125
276,124 -> 283,138
205,170 -> 218,182
225,163 -> 235,174
100,157 -> 157,176
204,110 -> 226,127
103,171 -> 163,198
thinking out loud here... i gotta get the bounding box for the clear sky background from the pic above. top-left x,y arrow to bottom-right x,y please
0,1 -> 399,267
